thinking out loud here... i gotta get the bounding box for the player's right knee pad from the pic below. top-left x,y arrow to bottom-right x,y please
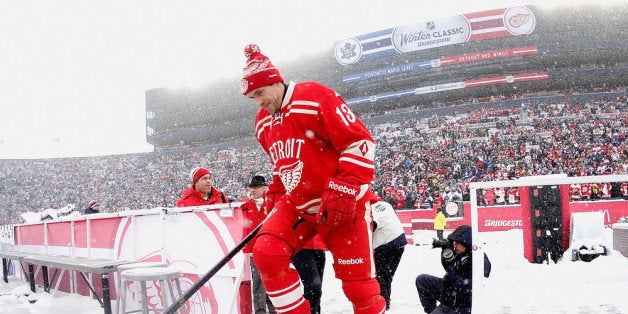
342,279 -> 386,314
252,235 -> 310,313
252,234 -> 293,274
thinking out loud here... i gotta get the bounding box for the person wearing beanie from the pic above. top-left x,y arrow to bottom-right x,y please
175,166 -> 229,207
239,175 -> 277,314
241,44 -> 385,313
84,200 -> 100,214
415,225 -> 492,314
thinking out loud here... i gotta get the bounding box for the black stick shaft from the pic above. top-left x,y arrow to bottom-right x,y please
164,222 -> 263,314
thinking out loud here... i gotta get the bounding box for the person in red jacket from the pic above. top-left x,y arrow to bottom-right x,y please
483,188 -> 496,206
175,166 -> 229,207
241,44 -> 385,313
240,175 -> 277,314
621,181 -> 628,198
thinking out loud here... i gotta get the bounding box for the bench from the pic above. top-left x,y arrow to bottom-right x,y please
0,250 -> 131,314
0,250 -> 32,283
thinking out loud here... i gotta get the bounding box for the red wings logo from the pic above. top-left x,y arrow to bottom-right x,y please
508,14 -> 531,28
240,79 -> 250,94
278,161 -> 304,193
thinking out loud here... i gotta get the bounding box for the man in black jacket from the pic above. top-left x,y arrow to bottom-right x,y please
415,225 -> 491,313
84,200 -> 100,214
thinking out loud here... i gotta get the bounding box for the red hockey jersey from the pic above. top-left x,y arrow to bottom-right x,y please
254,81 -> 376,214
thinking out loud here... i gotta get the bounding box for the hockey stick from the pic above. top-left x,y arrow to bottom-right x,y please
164,219 -> 265,314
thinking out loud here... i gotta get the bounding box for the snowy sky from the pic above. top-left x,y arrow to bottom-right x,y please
0,0 -> 593,159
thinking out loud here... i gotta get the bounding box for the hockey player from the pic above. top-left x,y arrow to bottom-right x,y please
241,44 -> 385,313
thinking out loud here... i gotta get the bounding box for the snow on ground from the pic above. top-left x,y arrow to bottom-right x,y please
1,229 -> 627,313
320,229 -> 628,314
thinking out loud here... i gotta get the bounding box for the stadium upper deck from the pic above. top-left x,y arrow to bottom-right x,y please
145,2 -> 627,149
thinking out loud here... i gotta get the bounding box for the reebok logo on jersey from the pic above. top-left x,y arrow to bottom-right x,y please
337,257 -> 364,265
328,181 -> 357,196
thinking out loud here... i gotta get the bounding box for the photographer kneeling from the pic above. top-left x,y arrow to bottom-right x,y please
415,225 -> 491,313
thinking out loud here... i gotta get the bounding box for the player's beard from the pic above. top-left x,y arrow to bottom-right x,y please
264,96 -> 281,114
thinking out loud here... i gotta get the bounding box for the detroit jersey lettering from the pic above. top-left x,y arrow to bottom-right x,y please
254,81 -> 376,213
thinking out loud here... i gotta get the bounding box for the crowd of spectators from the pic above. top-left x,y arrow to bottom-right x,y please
1,92 -> 627,225
371,94 -> 628,208
0,139 -> 271,224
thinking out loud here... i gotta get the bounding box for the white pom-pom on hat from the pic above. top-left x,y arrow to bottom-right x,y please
240,43 -> 284,95
244,44 -> 260,58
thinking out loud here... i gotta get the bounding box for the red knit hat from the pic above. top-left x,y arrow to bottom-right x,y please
240,44 -> 284,95
88,200 -> 99,208
190,167 -> 211,187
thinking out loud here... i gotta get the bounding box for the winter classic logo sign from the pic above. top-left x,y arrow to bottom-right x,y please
335,38 -> 362,65
392,15 -> 470,53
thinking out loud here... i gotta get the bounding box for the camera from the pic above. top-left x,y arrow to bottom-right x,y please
433,238 -> 457,267
432,238 -> 452,249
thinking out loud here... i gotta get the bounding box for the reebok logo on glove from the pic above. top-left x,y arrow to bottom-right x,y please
327,180 -> 358,196
317,177 -> 359,227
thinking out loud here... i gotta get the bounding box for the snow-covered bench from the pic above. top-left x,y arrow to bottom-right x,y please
0,249 -> 130,314
0,250 -> 31,283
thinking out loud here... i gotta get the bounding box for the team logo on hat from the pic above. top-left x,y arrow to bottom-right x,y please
240,79 -> 250,94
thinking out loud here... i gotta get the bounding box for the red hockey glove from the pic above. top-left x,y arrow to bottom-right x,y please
263,182 -> 285,213
317,177 -> 359,227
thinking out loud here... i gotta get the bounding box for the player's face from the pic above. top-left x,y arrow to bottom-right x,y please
246,83 -> 283,114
